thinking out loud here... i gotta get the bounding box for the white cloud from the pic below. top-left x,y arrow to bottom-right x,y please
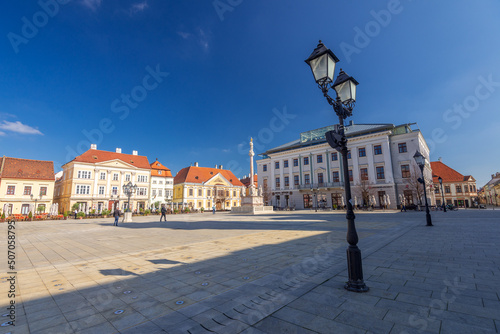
177,31 -> 192,39
130,1 -> 148,14
198,28 -> 209,51
0,131 -> 6,136
81,0 -> 102,11
0,121 -> 43,135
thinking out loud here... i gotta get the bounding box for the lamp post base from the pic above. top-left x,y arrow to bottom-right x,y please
345,245 -> 369,292
426,214 -> 433,226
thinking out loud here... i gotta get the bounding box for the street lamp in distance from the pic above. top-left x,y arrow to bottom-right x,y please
414,151 -> 433,226
305,40 -> 367,293
438,176 -> 446,212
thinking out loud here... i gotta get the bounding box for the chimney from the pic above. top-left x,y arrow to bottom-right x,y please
438,157 -> 442,162
219,165 -> 223,169
215,164 -> 218,169
90,144 -> 97,150
194,162 -> 199,167
116,148 -> 122,153
132,150 -> 138,156
348,120 -> 354,126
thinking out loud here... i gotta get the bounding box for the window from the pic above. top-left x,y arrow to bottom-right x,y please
112,186 -> 118,195
360,168 -> 368,181
159,181 -> 163,185
77,171 -> 91,179
21,204 -> 30,215
153,180 -> 157,184
318,173 -> 324,184
7,186 -> 15,195
304,174 -> 310,184
100,172 -> 106,180
198,189 -> 202,196
456,185 -> 462,193
445,186 -> 451,194
263,165 -> 267,172
358,148 -> 366,157
347,151 -> 351,159
284,176 -> 289,187
275,161 -> 280,169
76,185 -> 90,195
207,190 -> 211,196
332,171 -> 340,182
24,186 -> 32,195
125,174 -> 131,182
348,170 -> 353,182
99,186 -> 105,195
473,185 -> 476,192
317,155 -> 323,163
284,160 -> 289,168
138,175 -> 148,183
293,159 -> 299,167
226,191 -> 229,197
137,188 -> 147,196
294,175 -> 299,185
434,187 -> 440,194
331,152 -> 338,161
401,165 -> 410,178
398,143 -> 407,153
158,171 -> 162,175
275,177 -> 280,188
233,191 -> 237,196
158,190 -> 162,197
189,189 -> 193,196
37,204 -> 46,213
374,145 -> 382,155
304,157 -> 309,165
376,166 -> 385,179
152,189 -> 157,196
39,187 -> 47,196
113,173 -> 119,181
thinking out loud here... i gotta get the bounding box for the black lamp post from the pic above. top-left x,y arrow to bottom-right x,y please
305,40 -> 368,292
414,151 -> 433,226
438,176 -> 446,212
30,193 -> 43,215
122,181 -> 138,212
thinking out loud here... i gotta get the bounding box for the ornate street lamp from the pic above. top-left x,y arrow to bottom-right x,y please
122,181 -> 138,212
305,41 -> 367,293
414,151 -> 433,226
438,176 -> 446,212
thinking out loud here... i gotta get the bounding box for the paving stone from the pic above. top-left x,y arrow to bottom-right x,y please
305,315 -> 366,334
254,316 -> 317,334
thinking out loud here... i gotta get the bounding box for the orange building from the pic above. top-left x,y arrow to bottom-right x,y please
431,160 -> 478,208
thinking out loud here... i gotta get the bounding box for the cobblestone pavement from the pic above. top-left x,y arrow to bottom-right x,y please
0,209 -> 499,333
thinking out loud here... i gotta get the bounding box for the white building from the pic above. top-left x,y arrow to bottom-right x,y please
149,159 -> 174,209
257,122 -> 434,210
54,145 -> 151,213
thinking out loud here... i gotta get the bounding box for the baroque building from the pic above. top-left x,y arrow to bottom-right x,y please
54,145 -> 151,213
149,159 -> 174,209
0,156 -> 55,216
431,159 -> 478,208
173,163 -> 245,210
257,122 -> 434,210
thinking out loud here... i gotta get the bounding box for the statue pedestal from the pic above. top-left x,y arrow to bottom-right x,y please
232,195 -> 273,215
124,212 -> 133,222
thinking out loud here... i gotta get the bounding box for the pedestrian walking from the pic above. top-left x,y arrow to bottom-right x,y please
212,204 -> 216,214
74,209 -> 78,219
401,198 -> 407,212
113,207 -> 120,226
160,205 -> 167,222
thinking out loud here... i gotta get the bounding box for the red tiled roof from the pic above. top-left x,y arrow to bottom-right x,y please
431,161 -> 466,183
240,175 -> 258,187
70,149 -> 151,169
174,166 -> 244,186
0,156 -> 54,180
150,160 -> 173,177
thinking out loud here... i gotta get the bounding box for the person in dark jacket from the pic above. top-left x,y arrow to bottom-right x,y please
160,206 -> 167,222
113,208 -> 120,226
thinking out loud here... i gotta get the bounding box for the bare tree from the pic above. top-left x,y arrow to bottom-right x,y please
354,179 -> 375,207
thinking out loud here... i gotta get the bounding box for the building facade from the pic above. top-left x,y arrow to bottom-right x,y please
54,145 -> 151,213
173,164 -> 245,210
431,160 -> 478,208
0,157 -> 55,216
256,122 -> 435,210
149,159 -> 174,209
482,172 -> 500,206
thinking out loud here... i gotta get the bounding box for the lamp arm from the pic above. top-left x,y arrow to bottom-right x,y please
320,86 -> 354,120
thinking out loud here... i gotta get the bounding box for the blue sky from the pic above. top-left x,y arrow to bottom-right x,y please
1,0 -> 499,186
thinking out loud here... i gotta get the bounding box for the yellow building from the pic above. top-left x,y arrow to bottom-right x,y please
0,156 -> 55,216
54,145 -> 151,213
173,164 -> 245,210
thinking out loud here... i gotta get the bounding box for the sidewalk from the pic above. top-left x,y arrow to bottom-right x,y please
1,210 -> 499,333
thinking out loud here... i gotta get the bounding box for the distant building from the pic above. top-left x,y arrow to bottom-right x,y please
257,122 -> 434,210
149,159 -> 174,209
54,145 -> 151,213
0,156 -> 55,216
173,163 -> 245,210
482,172 -> 500,206
431,160 -> 478,208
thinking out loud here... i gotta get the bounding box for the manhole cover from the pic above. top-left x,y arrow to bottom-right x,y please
201,283 -> 209,286
175,301 -> 184,305
123,291 -> 131,294
114,310 -> 124,315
